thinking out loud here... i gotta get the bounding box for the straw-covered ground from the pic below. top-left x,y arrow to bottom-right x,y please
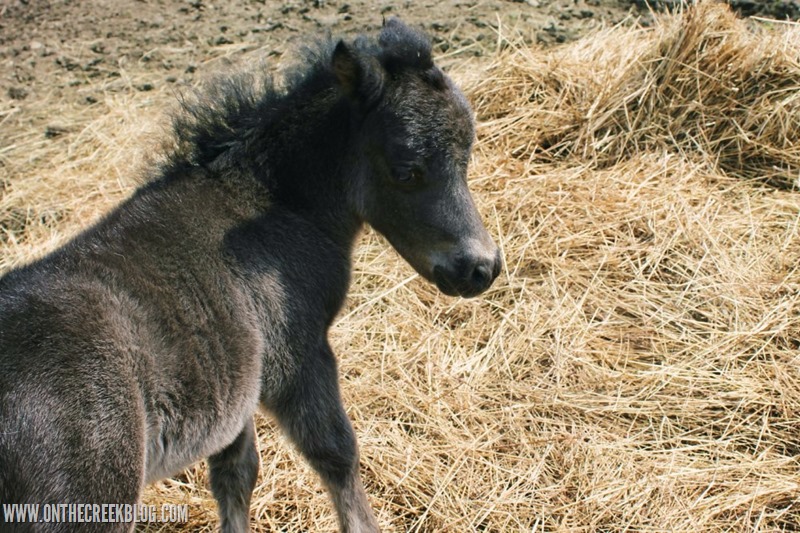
2,1 -> 800,531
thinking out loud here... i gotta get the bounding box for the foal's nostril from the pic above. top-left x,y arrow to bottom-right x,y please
436,248 -> 502,297
471,263 -> 493,288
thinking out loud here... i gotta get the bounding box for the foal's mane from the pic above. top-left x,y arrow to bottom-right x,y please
161,19 -> 435,181
165,41 -> 335,173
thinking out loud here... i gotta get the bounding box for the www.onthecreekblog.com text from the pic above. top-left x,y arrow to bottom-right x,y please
2,503 -> 190,525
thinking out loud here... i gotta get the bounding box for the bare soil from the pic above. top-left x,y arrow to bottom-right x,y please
0,0 -> 633,118
2,0 -> 796,147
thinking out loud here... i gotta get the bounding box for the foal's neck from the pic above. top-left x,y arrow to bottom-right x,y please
263,84 -> 363,253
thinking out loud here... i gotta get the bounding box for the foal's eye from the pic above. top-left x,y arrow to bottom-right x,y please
399,167 -> 423,184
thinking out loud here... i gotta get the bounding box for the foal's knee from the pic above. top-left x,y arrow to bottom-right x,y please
301,417 -> 359,487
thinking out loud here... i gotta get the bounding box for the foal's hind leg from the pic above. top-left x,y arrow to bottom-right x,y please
269,342 -> 379,533
209,418 -> 259,533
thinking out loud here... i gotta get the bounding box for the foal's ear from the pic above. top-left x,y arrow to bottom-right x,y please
332,40 -> 384,106
332,41 -> 360,94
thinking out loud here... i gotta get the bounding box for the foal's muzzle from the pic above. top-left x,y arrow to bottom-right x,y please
433,247 -> 502,298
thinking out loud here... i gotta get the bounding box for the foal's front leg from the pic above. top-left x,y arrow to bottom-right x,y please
270,342 -> 380,533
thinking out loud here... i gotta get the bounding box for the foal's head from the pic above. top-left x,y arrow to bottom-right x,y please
334,18 -> 501,298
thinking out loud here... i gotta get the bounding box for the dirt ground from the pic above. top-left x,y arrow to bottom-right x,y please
2,0 -> 797,167
0,0 -> 624,122
2,1 -> 798,145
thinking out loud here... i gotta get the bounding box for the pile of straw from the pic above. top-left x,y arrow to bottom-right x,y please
2,2 -> 799,530
474,1 -> 800,189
